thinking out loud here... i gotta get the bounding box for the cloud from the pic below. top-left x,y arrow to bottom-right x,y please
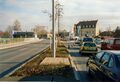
60,0 -> 120,31
0,0 -> 51,31
0,0 -> 120,31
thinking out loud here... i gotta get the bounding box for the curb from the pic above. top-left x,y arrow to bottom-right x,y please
4,45 -> 50,78
68,52 -> 79,80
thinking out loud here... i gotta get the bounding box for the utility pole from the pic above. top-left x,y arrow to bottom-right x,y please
42,0 -> 56,58
52,0 -> 56,58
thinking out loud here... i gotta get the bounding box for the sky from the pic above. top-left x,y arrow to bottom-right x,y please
0,0 -> 120,32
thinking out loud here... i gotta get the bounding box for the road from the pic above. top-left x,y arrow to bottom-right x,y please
0,39 -> 49,78
68,43 -> 101,82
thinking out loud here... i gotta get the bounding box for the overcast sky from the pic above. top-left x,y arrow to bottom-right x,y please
0,0 -> 120,32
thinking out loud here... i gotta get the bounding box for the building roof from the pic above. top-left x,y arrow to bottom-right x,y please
76,20 -> 98,26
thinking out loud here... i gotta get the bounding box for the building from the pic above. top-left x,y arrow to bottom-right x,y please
13,31 -> 35,38
74,20 -> 99,37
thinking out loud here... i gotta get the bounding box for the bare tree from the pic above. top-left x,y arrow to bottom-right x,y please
55,0 -> 63,35
5,25 -> 13,38
13,20 -> 21,31
32,25 -> 47,38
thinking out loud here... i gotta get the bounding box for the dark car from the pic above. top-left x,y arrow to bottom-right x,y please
86,51 -> 120,82
101,38 -> 120,50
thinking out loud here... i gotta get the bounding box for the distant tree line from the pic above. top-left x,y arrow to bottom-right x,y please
31,25 -> 48,38
0,20 -> 48,38
0,20 -> 21,38
58,30 -> 69,38
100,26 -> 120,38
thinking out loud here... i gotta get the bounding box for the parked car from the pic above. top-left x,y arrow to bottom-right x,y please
101,38 -> 120,50
95,38 -> 101,48
79,42 -> 98,55
86,50 -> 120,82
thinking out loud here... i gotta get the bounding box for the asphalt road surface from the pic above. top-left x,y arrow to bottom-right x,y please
0,39 -> 49,78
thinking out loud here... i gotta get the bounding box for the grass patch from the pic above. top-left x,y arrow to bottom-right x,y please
11,65 -> 74,78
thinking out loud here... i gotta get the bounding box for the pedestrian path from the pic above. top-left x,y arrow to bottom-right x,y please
68,44 -> 92,82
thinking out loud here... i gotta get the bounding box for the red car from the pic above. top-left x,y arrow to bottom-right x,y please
101,38 -> 120,50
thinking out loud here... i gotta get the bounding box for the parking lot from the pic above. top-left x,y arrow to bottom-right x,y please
68,43 -> 101,82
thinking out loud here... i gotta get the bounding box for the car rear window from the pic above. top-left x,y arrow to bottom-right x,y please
83,38 -> 93,42
84,43 -> 96,47
115,39 -> 120,44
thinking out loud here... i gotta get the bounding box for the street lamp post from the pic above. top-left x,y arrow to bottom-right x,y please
52,0 -> 56,58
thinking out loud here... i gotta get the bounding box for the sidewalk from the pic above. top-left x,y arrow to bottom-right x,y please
67,44 -> 92,82
0,38 -> 42,50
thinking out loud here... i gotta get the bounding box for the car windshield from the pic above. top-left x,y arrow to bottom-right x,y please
84,43 -> 96,47
83,38 -> 93,42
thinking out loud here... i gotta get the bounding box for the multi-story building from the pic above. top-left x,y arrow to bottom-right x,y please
74,20 -> 99,37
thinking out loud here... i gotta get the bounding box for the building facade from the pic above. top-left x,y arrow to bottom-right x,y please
74,20 -> 99,37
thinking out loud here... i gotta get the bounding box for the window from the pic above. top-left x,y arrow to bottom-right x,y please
89,25 -> 91,28
83,25 -> 85,28
100,52 -> 110,66
108,57 -> 114,68
84,43 -> 96,47
81,25 -> 83,28
108,39 -> 114,44
86,25 -> 88,28
117,55 -> 120,67
95,52 -> 104,61
117,55 -> 120,62
115,39 -> 120,44
83,38 -> 93,42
